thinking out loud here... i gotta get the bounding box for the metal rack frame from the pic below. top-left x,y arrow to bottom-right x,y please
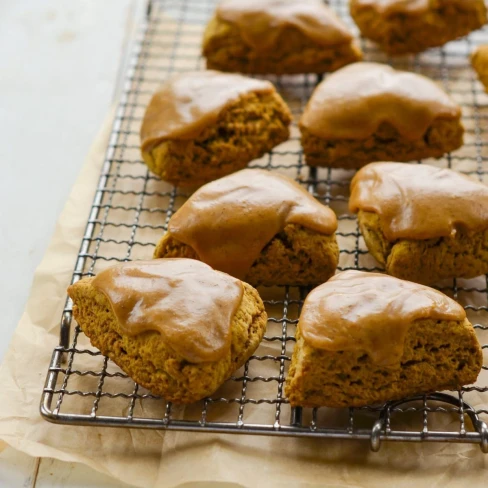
40,0 -> 488,452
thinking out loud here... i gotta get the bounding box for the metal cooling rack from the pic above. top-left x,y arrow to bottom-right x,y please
41,0 -> 488,452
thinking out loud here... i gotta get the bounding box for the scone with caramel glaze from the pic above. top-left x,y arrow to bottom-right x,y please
140,71 -> 291,186
350,162 -> 488,284
472,45 -> 488,92
300,63 -> 464,169
285,270 -> 483,408
350,0 -> 487,55
202,0 -> 362,75
68,259 -> 267,404
153,169 -> 339,287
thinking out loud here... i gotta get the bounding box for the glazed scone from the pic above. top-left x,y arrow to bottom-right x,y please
202,0 -> 362,75
140,71 -> 291,186
285,270 -> 483,408
67,259 -> 267,404
299,62 -> 464,169
349,162 -> 488,284
153,169 -> 339,287
472,45 -> 488,92
350,0 -> 487,55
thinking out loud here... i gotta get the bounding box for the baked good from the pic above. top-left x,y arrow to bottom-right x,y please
202,0 -> 362,75
285,270 -> 483,408
67,259 -> 267,404
350,0 -> 487,55
472,45 -> 488,92
299,62 -> 464,169
153,169 -> 338,287
349,162 -> 488,284
140,71 -> 291,187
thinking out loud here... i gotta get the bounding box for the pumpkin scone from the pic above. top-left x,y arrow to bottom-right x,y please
350,162 -> 488,284
67,259 -> 267,404
153,169 -> 339,287
285,270 -> 483,408
472,45 -> 488,92
202,0 -> 362,75
140,71 -> 291,187
299,62 -> 464,169
350,0 -> 487,55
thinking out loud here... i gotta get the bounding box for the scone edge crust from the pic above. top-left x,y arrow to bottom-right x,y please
357,210 -> 488,284
350,0 -> 487,55
300,119 -> 464,169
154,224 -> 339,287
202,13 -> 362,74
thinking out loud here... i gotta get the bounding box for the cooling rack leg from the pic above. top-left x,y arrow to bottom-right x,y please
60,312 -> 72,350
370,419 -> 384,452
290,407 -> 302,427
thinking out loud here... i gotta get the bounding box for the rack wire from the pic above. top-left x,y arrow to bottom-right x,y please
41,0 -> 488,452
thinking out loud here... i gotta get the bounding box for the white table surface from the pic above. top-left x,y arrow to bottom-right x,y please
0,0 -> 142,485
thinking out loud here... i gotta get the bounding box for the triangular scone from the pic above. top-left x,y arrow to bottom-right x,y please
140,71 -> 291,186
68,259 -> 267,404
350,162 -> 488,284
350,0 -> 486,55
285,271 -> 483,408
472,45 -> 488,93
202,0 -> 362,74
153,169 -> 339,287
299,62 -> 463,169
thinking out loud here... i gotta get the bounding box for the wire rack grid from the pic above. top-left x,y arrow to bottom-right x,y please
40,0 -> 488,452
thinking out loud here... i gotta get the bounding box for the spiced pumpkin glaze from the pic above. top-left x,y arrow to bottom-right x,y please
140,71 -> 274,151
349,162 -> 488,241
352,0 -> 479,15
299,270 -> 466,366
92,259 -> 243,363
299,62 -> 461,140
216,0 -> 353,51
167,169 -> 337,279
